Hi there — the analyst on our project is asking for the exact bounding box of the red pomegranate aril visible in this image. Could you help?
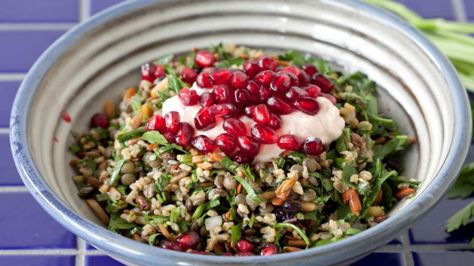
[268,114,281,129]
[234,88,250,106]
[237,136,260,155]
[163,131,176,143]
[176,231,200,250]
[254,70,274,87]
[175,123,195,147]
[302,64,318,76]
[321,93,337,105]
[215,133,237,155]
[260,243,278,256]
[178,88,199,106]
[297,70,311,86]
[90,113,109,129]
[259,86,272,102]
[267,96,293,115]
[270,73,291,95]
[209,103,235,118]
[294,97,320,115]
[258,56,277,71]
[287,72,300,87]
[236,239,254,253]
[191,135,216,153]
[302,137,325,155]
[246,81,260,102]
[312,74,334,93]
[223,118,247,136]
[210,69,232,85]
[280,65,300,76]
[199,92,215,107]
[181,67,198,84]
[214,85,233,104]
[277,134,300,150]
[231,71,249,89]
[244,105,255,117]
[243,60,261,78]
[305,84,321,98]
[251,124,277,144]
[196,72,213,89]
[159,240,181,251]
[285,86,308,101]
[194,107,217,130]
[140,63,157,82]
[164,111,181,133]
[195,50,216,68]
[233,151,253,164]
[145,114,165,132]
[252,104,271,125]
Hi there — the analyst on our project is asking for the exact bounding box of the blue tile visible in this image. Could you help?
[0,134,23,185]
[351,252,404,266]
[409,197,474,244]
[0,30,66,73]
[87,242,97,250]
[0,0,79,23]
[90,0,124,15]
[0,256,75,266]
[396,0,455,19]
[0,81,20,127]
[0,192,76,248]
[86,256,125,266]
[413,251,474,266]
[465,0,474,21]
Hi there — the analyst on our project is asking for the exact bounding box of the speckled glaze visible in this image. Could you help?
[9,0,471,265]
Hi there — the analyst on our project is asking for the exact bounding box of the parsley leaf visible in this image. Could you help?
[117,128,146,142]
[373,135,409,160]
[447,162,474,198]
[141,131,168,145]
[108,213,135,232]
[278,50,306,66]
[233,174,263,203]
[445,201,474,233]
[110,158,125,186]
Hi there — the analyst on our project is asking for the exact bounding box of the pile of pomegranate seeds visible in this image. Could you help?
[144,53,335,163]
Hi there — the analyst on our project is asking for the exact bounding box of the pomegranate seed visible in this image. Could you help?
[236,239,254,253]
[267,96,293,115]
[163,131,176,143]
[259,86,272,102]
[321,93,337,104]
[246,81,260,102]
[237,136,260,155]
[194,107,217,130]
[297,70,311,86]
[181,67,198,84]
[145,114,165,132]
[154,65,166,80]
[243,60,261,78]
[294,97,320,115]
[210,69,232,85]
[175,122,195,147]
[244,105,255,117]
[199,92,215,107]
[287,72,300,87]
[268,114,281,129]
[270,73,291,95]
[90,113,109,129]
[196,72,213,89]
[178,88,199,106]
[159,240,181,251]
[213,85,233,104]
[191,135,216,153]
[215,133,237,155]
[176,231,200,250]
[209,103,235,118]
[258,56,277,71]
[302,137,325,155]
[305,84,321,98]
[195,50,216,68]
[312,74,334,93]
[233,151,253,164]
[140,63,157,82]
[254,70,274,87]
[251,124,277,144]
[252,104,271,125]
[277,134,300,150]
[280,65,299,76]
[231,71,249,89]
[223,118,247,136]
[234,88,250,106]
[260,243,278,256]
[285,86,308,101]
[302,64,318,76]
[164,111,181,133]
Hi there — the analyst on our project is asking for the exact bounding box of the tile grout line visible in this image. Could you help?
[451,0,467,22]
[0,128,10,134]
[0,73,25,81]
[75,238,86,266]
[0,186,28,193]
[79,0,91,22]
[401,231,415,266]
[0,23,75,31]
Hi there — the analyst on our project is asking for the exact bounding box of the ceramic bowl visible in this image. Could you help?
[10,0,471,265]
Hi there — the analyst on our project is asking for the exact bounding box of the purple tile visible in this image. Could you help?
[465,0,474,21]
[409,197,474,244]
[0,134,23,185]
[0,30,65,72]
[0,0,79,23]
[86,256,125,266]
[351,252,404,266]
[87,243,96,250]
[0,192,76,248]
[396,0,455,19]
[0,256,75,266]
[413,251,474,266]
[0,81,20,127]
[90,0,124,15]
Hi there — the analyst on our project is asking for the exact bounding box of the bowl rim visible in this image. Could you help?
[9,0,471,264]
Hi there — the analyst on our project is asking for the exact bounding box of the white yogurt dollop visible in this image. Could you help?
[162,82,345,163]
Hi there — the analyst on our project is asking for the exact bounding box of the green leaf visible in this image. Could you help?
[144,214,168,225]
[274,223,310,247]
[341,164,358,185]
[117,128,146,142]
[155,173,171,193]
[192,204,205,220]
[231,224,241,246]
[108,213,135,232]
[142,131,168,145]
[446,201,474,233]
[156,54,173,65]
[273,157,286,169]
[362,160,397,217]
[373,135,408,160]
[170,207,181,223]
[221,157,237,174]
[215,57,245,68]
[241,165,256,182]
[110,158,125,186]
[157,143,188,154]
[130,94,144,114]
[447,162,474,198]
[314,238,336,247]
[346,228,361,236]
[278,50,306,66]
[233,174,263,203]
[288,152,305,164]
[148,233,159,245]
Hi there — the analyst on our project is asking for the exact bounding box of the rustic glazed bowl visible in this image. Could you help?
[10,0,471,265]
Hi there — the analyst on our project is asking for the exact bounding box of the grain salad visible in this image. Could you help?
[68,44,418,256]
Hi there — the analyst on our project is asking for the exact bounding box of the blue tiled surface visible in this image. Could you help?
[0,0,472,265]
